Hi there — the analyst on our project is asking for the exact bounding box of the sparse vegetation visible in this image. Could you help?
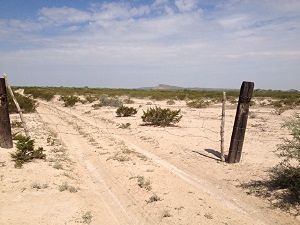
[142,107,182,127]
[146,193,162,203]
[242,114,300,214]
[137,176,152,191]
[59,95,80,107]
[8,92,36,113]
[85,95,98,103]
[186,99,210,108]
[31,182,48,190]
[23,88,55,101]
[162,210,171,218]
[118,123,131,129]
[123,98,134,104]
[116,106,137,117]
[166,100,175,105]
[10,135,46,168]
[81,211,93,224]
[99,94,123,107]
[58,182,78,192]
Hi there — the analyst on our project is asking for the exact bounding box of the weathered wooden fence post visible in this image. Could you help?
[220,91,226,162]
[227,81,254,163]
[0,78,13,148]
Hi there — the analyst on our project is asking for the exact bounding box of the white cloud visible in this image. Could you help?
[175,0,198,12]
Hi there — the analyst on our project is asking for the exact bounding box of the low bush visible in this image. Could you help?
[241,114,300,213]
[141,107,182,127]
[123,98,134,104]
[98,94,122,107]
[24,88,55,101]
[10,135,46,168]
[85,95,98,103]
[186,99,210,108]
[116,106,137,117]
[59,95,80,107]
[8,92,36,113]
[166,100,175,105]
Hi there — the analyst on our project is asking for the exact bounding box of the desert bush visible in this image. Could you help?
[141,107,182,127]
[118,123,131,129]
[59,95,80,107]
[242,114,300,212]
[186,99,210,108]
[98,94,122,107]
[166,100,175,105]
[24,88,55,101]
[116,106,137,117]
[85,95,98,103]
[8,92,36,113]
[123,98,134,104]
[10,135,46,168]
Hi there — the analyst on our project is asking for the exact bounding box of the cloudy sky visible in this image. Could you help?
[0,0,299,89]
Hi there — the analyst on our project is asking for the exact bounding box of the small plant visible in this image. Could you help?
[146,193,162,203]
[58,182,78,193]
[11,121,23,128]
[186,99,210,108]
[59,95,80,107]
[81,211,93,224]
[10,136,46,168]
[166,100,175,105]
[31,182,48,190]
[162,210,171,218]
[53,162,63,170]
[85,95,98,103]
[141,107,182,127]
[98,94,123,107]
[118,123,131,129]
[24,88,55,101]
[137,176,152,191]
[123,98,134,104]
[116,106,137,117]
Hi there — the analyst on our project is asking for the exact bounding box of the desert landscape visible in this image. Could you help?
[0,88,299,225]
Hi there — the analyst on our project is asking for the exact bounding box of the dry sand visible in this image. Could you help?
[0,97,299,225]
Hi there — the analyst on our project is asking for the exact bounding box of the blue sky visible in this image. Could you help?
[0,0,300,89]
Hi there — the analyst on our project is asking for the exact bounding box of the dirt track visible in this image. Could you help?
[0,98,299,224]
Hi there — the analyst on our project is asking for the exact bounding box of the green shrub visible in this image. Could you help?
[123,98,134,104]
[24,88,55,101]
[141,107,182,127]
[242,114,300,212]
[10,135,46,168]
[186,99,210,108]
[59,95,80,107]
[85,95,98,103]
[116,106,137,117]
[98,94,122,107]
[166,100,175,105]
[8,92,36,113]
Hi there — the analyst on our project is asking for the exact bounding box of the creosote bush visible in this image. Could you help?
[116,106,137,117]
[99,94,123,107]
[241,113,300,213]
[10,135,46,168]
[23,88,55,101]
[141,106,182,127]
[8,92,36,113]
[85,95,98,103]
[186,99,210,108]
[59,95,80,107]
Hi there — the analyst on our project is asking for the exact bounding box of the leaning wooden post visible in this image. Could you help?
[227,81,254,163]
[3,74,30,137]
[0,78,13,148]
[220,92,226,162]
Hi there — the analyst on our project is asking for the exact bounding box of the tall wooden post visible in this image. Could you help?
[227,81,254,163]
[220,92,226,162]
[0,78,13,148]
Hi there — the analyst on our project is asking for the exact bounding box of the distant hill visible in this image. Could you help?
[139,84,236,92]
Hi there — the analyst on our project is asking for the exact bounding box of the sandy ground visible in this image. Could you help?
[0,97,299,225]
